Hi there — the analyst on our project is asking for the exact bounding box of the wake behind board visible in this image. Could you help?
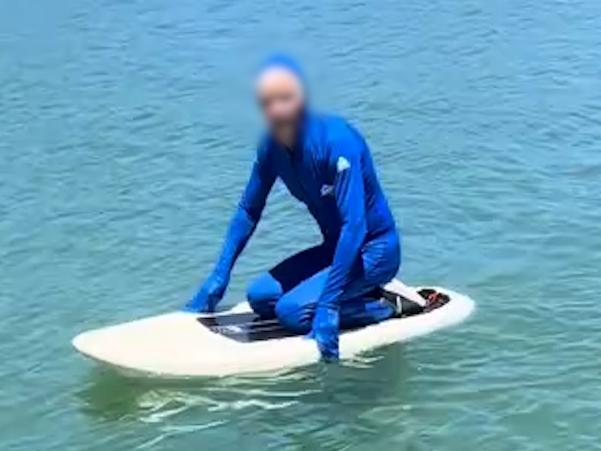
[72,282,474,377]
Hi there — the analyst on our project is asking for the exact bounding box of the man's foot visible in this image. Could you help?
[417,288,450,312]
[381,288,424,316]
[380,281,450,317]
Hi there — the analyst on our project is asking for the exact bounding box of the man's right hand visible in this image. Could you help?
[183,273,228,313]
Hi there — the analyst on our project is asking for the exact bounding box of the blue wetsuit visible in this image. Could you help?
[186,112,400,359]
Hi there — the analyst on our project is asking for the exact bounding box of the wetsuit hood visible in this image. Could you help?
[258,53,306,90]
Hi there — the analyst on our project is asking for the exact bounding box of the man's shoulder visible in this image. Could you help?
[314,113,363,148]
[313,112,352,134]
[312,113,365,162]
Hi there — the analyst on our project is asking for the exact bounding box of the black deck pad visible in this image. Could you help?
[197,312,298,342]
[197,288,449,343]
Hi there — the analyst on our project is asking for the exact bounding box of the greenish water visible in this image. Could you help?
[2,0,601,449]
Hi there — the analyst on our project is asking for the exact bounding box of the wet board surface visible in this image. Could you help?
[72,283,475,378]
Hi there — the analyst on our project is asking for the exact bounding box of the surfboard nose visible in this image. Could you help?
[72,329,111,360]
[71,332,88,354]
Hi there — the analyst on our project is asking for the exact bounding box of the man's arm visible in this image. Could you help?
[311,132,367,358]
[319,141,366,310]
[213,150,276,281]
[185,148,275,312]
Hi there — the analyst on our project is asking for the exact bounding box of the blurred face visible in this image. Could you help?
[256,67,305,147]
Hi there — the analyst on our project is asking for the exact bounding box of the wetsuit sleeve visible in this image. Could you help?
[317,136,367,311]
[212,150,276,280]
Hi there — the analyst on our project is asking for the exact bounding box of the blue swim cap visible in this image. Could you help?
[258,53,306,87]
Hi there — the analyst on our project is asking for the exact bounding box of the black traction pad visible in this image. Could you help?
[197,288,450,343]
[197,312,297,342]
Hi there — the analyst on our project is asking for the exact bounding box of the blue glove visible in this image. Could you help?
[183,273,228,313]
[308,306,340,361]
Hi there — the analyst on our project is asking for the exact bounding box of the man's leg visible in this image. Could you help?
[246,243,334,318]
[275,231,401,332]
[338,230,402,326]
[274,269,326,333]
[274,267,399,333]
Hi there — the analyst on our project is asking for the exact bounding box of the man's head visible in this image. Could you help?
[255,54,306,147]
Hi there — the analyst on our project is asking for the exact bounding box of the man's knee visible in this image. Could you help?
[246,272,282,318]
[274,269,326,333]
[275,294,314,334]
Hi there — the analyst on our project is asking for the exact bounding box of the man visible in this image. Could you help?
[185,54,430,360]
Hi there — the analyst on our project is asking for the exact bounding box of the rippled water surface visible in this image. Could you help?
[2,0,601,449]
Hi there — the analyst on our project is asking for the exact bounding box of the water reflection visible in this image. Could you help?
[76,344,421,449]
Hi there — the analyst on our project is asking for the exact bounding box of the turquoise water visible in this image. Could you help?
[2,0,601,449]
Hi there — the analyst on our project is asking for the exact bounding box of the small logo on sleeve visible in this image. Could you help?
[320,184,334,196]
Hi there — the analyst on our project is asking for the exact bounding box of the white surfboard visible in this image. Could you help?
[72,282,474,378]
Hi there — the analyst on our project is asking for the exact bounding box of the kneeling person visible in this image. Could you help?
[185,55,424,359]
